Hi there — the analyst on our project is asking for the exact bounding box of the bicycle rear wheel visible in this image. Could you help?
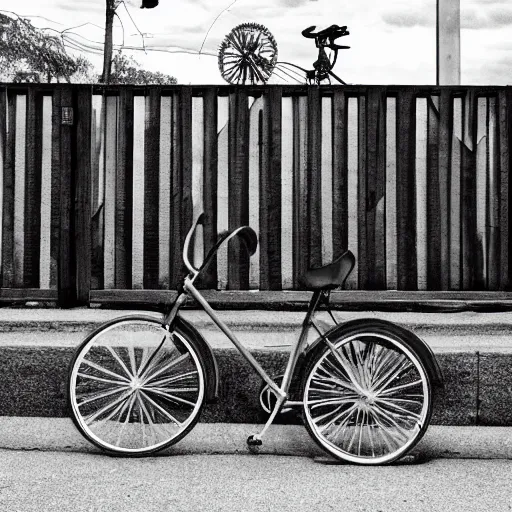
[302,325,432,465]
[68,315,206,456]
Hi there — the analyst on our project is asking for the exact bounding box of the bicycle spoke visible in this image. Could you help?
[81,358,131,383]
[139,390,183,428]
[78,384,128,407]
[106,346,134,380]
[141,352,189,385]
[142,387,198,407]
[378,379,424,396]
[77,372,127,386]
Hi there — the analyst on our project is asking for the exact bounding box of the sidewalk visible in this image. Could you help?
[1,307,512,425]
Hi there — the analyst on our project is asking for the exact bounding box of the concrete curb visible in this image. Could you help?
[0,418,511,460]
[1,308,512,425]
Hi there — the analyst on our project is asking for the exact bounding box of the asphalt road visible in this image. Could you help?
[1,450,511,512]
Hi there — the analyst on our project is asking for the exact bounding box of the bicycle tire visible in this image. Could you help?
[302,323,433,465]
[68,315,207,456]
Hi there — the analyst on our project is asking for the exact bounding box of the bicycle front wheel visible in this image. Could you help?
[68,316,206,456]
[302,326,432,465]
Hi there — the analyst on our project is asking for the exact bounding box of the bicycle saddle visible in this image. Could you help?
[299,250,355,290]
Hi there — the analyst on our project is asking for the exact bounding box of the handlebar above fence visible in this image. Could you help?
[182,213,258,278]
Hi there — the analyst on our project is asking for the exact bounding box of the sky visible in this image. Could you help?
[1,0,511,85]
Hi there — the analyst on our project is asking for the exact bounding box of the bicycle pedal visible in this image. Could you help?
[247,435,262,447]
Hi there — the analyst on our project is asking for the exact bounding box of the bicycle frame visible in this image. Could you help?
[161,214,330,437]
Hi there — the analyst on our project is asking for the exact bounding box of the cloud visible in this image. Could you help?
[54,0,104,12]
[382,9,434,27]
[382,2,512,29]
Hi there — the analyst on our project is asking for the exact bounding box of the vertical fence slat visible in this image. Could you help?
[308,88,322,269]
[2,91,14,288]
[488,97,499,290]
[416,98,428,290]
[248,96,261,290]
[427,95,441,290]
[461,90,477,290]
[386,97,397,290]
[332,90,347,258]
[75,87,92,303]
[216,96,229,290]
[281,95,294,289]
[228,89,249,289]
[450,96,462,289]
[321,96,333,265]
[59,87,74,304]
[260,87,282,290]
[366,87,386,288]
[475,96,488,288]
[103,95,117,289]
[438,90,451,289]
[357,94,368,288]
[50,89,61,295]
[132,95,145,289]
[117,88,133,290]
[0,89,5,280]
[191,96,204,275]
[202,88,218,289]
[24,88,42,287]
[39,95,52,290]
[13,94,26,288]
[499,89,510,290]
[396,90,417,290]
[144,89,161,289]
[345,97,358,289]
[293,95,308,287]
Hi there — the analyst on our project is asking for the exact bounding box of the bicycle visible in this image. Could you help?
[68,214,443,465]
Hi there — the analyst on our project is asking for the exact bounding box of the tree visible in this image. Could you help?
[108,52,177,85]
[0,13,90,83]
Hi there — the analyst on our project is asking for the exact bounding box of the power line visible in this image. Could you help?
[121,0,146,53]
[199,0,238,55]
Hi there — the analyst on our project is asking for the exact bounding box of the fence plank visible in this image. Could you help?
[144,89,161,289]
[415,98,428,290]
[386,97,397,289]
[307,88,322,269]
[294,95,308,287]
[216,97,229,290]
[39,95,53,290]
[450,96,462,289]
[396,89,417,290]
[321,96,333,265]
[13,94,26,288]
[332,90,347,258]
[366,87,387,288]
[1,91,14,288]
[50,89,61,295]
[281,96,294,289]
[0,89,5,278]
[346,97,358,289]
[58,87,74,304]
[75,87,92,303]
[202,88,218,288]
[228,89,249,289]
[438,90,451,289]
[475,97,488,289]
[357,94,368,288]
[132,95,145,289]
[427,95,441,290]
[498,89,510,290]
[103,95,117,289]
[24,88,42,287]
[260,87,282,290]
[487,97,499,290]
[116,88,133,290]
[461,90,477,290]
[248,96,261,289]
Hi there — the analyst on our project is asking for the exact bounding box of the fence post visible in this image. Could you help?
[74,87,92,305]
[56,86,76,306]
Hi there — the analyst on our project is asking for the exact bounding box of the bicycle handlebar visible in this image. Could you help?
[182,213,258,277]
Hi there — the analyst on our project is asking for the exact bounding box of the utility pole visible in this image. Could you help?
[437,0,460,85]
[100,0,116,83]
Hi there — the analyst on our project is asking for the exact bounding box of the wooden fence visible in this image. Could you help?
[0,84,511,306]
